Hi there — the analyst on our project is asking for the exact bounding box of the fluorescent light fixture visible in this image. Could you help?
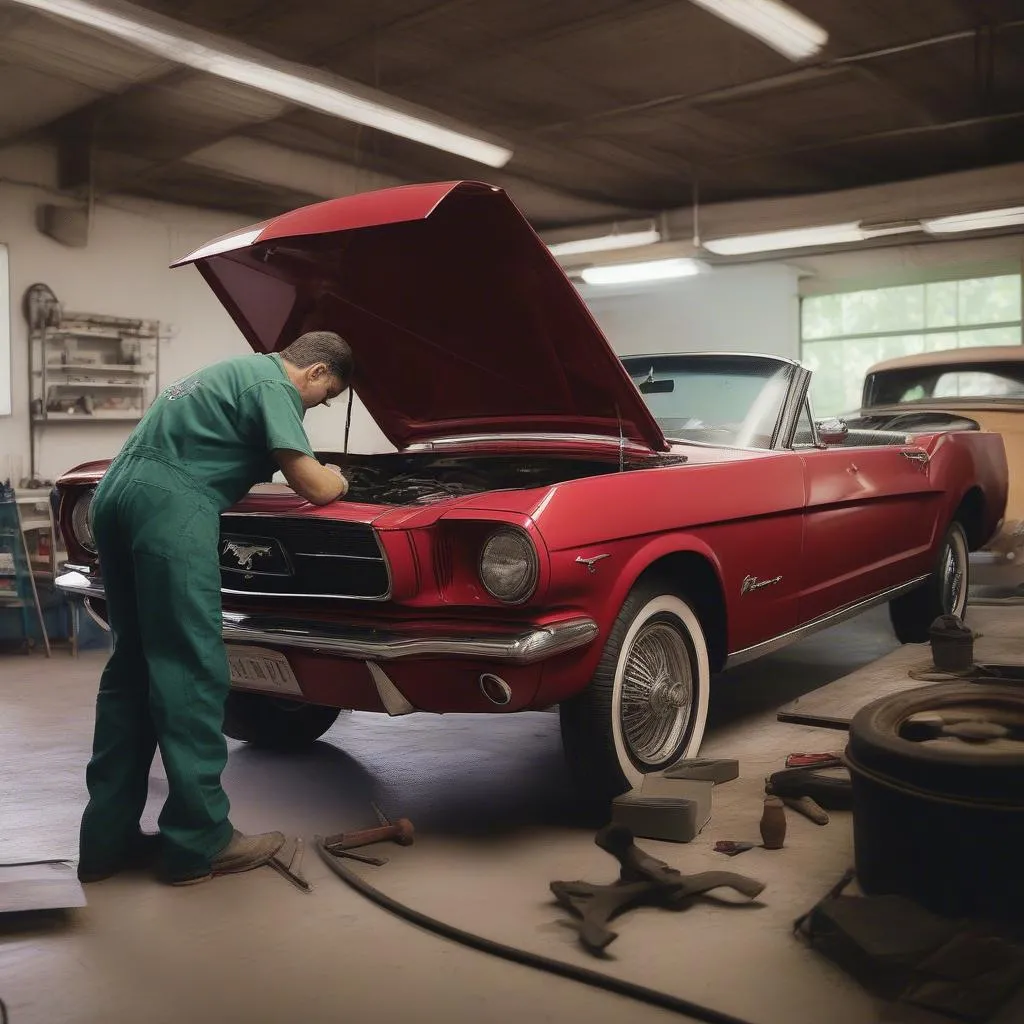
[548,228,661,257]
[687,0,828,61]
[923,206,1024,235]
[10,0,512,168]
[581,258,706,285]
[704,221,920,255]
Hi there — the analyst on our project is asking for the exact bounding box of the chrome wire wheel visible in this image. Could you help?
[617,615,695,769]
[941,526,968,618]
[561,587,711,802]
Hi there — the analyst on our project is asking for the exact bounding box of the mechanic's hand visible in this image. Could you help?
[325,463,349,498]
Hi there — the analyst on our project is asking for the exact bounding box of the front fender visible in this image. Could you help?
[538,532,728,699]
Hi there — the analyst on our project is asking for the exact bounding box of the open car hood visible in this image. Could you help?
[173,181,666,452]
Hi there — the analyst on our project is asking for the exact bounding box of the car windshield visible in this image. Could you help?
[621,354,795,449]
[865,361,1024,406]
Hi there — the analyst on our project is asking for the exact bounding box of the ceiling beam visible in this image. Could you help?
[708,107,1024,167]
[533,20,1024,133]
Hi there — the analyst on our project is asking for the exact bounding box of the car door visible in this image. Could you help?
[798,423,942,624]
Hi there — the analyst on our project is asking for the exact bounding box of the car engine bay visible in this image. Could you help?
[325,452,676,506]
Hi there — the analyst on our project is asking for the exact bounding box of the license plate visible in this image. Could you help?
[226,645,302,696]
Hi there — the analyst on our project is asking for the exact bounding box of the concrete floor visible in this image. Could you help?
[0,607,1017,1024]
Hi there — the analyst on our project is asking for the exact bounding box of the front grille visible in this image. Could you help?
[218,515,389,600]
[434,534,453,589]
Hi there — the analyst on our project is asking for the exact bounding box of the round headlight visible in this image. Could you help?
[71,490,96,553]
[479,528,538,604]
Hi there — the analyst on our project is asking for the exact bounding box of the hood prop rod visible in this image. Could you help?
[344,387,354,455]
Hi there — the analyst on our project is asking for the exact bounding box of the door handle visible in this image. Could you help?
[902,450,930,464]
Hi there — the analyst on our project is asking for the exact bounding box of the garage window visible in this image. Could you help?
[801,273,1023,416]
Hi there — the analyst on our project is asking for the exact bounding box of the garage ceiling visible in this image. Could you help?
[0,0,1022,228]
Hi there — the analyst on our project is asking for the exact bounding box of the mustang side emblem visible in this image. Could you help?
[741,574,782,595]
[223,541,274,571]
[576,554,611,574]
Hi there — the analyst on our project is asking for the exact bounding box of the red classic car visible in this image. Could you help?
[55,181,1008,805]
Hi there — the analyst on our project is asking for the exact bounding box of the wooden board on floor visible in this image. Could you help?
[0,861,85,913]
[777,605,1024,730]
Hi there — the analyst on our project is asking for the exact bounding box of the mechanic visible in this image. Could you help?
[77,331,352,886]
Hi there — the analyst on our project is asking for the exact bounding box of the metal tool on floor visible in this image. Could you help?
[322,817,415,852]
[329,848,389,867]
[781,795,830,825]
[550,823,765,955]
[713,840,755,857]
[765,756,852,824]
[267,837,312,893]
[785,752,843,768]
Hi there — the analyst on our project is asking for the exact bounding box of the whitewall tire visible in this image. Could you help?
[560,582,711,805]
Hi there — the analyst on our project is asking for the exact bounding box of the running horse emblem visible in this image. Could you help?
[222,541,274,571]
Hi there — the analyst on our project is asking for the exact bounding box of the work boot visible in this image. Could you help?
[78,831,162,883]
[168,830,286,886]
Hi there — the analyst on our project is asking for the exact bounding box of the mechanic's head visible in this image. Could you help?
[281,331,353,409]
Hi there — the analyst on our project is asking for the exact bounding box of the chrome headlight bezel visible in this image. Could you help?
[70,489,97,555]
[478,528,539,605]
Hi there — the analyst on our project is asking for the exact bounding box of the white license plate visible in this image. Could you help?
[227,645,302,696]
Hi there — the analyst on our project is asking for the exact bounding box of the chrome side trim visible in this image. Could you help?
[366,662,416,715]
[220,612,600,664]
[725,575,930,668]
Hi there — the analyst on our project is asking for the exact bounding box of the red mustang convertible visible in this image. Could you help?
[55,181,1007,804]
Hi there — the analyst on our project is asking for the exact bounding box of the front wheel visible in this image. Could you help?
[222,690,342,750]
[888,521,969,644]
[559,582,711,807]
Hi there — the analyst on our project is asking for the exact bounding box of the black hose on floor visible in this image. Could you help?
[313,838,756,1024]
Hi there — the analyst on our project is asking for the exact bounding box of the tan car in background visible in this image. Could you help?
[850,345,1024,589]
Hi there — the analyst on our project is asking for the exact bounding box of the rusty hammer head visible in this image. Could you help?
[392,818,415,845]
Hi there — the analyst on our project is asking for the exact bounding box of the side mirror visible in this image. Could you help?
[816,418,849,445]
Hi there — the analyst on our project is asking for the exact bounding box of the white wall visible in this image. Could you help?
[0,146,391,483]
[578,263,803,361]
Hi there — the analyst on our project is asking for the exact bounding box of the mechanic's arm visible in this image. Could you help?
[273,450,348,505]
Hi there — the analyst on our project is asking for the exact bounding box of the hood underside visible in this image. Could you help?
[173,181,666,452]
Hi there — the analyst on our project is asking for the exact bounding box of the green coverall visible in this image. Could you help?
[78,352,316,881]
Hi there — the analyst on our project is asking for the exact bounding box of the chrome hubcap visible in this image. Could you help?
[619,620,693,767]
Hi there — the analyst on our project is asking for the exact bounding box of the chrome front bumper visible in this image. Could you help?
[55,569,598,665]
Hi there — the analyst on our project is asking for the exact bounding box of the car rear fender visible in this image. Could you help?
[925,432,1007,549]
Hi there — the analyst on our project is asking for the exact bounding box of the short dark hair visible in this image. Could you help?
[280,331,353,383]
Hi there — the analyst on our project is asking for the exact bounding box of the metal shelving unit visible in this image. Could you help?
[0,485,51,656]
[28,311,160,479]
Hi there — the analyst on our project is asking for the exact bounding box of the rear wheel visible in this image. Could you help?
[559,581,711,807]
[222,691,342,750]
[888,521,969,644]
